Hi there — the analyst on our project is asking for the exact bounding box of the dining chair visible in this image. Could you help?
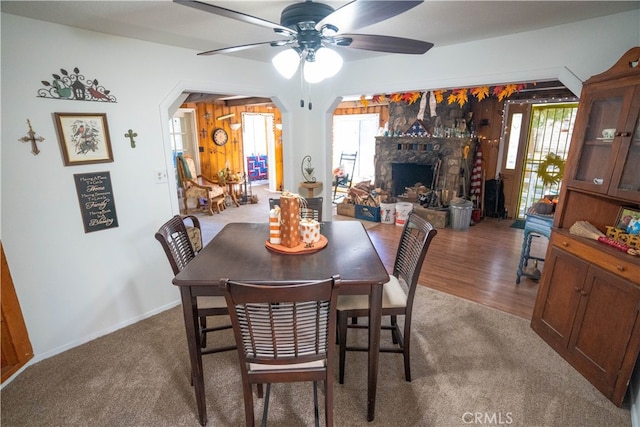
[336,212,437,383]
[269,196,323,222]
[220,275,341,427]
[155,215,235,354]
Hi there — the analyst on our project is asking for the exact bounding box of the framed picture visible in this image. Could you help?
[615,206,640,235]
[54,113,113,166]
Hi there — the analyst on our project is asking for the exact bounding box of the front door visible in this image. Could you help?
[500,102,530,219]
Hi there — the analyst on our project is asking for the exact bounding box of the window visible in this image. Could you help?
[332,114,379,181]
[505,113,523,170]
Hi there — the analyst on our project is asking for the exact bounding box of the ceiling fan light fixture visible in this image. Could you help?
[180,0,434,78]
[272,49,300,79]
[303,59,325,83]
[315,47,343,78]
[302,47,342,83]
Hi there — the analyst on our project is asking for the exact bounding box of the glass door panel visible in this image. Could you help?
[574,96,622,185]
[611,92,640,202]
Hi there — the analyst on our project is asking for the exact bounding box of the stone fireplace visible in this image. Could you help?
[375,136,474,201]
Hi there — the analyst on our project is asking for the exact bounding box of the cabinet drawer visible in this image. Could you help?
[550,232,640,283]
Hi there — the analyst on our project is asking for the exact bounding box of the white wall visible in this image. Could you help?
[0,13,292,364]
[1,10,639,372]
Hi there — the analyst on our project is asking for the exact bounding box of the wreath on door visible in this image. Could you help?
[537,153,565,189]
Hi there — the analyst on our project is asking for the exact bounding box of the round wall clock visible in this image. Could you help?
[212,128,229,146]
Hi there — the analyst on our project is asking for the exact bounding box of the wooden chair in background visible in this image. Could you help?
[176,154,226,215]
[269,196,323,222]
[332,152,357,202]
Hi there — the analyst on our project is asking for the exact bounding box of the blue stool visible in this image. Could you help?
[516,213,554,284]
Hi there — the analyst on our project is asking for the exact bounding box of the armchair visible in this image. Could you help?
[176,154,226,215]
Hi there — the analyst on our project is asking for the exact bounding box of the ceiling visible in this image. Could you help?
[3,1,638,63]
[3,1,637,105]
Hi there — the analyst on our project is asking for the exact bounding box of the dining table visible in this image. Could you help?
[173,221,390,426]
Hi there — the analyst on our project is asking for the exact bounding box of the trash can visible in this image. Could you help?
[449,199,473,230]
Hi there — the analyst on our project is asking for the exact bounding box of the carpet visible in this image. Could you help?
[0,288,630,426]
[511,219,526,229]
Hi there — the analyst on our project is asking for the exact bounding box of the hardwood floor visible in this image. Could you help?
[366,217,545,319]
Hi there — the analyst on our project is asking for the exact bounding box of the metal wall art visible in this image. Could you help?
[19,119,45,155]
[124,129,138,148]
[38,67,117,102]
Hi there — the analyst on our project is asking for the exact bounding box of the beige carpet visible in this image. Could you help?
[1,287,630,426]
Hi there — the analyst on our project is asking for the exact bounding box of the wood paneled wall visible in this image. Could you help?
[333,104,389,128]
[182,102,283,190]
[470,97,503,181]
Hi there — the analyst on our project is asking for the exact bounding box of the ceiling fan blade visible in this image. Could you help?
[174,0,296,37]
[336,34,433,54]
[198,40,289,56]
[318,0,423,33]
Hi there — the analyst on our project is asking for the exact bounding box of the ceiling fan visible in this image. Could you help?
[174,0,434,83]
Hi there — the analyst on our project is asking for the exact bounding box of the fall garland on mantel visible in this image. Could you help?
[361,83,532,107]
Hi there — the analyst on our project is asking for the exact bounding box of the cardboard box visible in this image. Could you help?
[412,206,449,229]
[337,203,355,217]
[356,205,381,222]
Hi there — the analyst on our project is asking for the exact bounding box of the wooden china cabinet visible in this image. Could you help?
[531,47,640,406]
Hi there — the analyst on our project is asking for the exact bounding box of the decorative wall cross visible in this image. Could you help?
[19,119,45,155]
[124,129,137,148]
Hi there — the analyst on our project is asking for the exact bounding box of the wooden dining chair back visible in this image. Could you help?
[269,196,323,222]
[221,275,341,427]
[155,215,234,354]
[302,197,323,222]
[337,212,436,383]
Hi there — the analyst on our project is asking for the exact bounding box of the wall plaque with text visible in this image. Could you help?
[73,171,119,233]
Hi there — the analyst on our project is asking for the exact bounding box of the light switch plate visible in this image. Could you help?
[155,169,168,183]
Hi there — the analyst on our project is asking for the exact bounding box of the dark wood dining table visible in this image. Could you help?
[173,221,389,425]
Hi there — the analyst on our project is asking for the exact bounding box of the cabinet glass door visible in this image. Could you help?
[571,89,625,193]
[610,90,640,202]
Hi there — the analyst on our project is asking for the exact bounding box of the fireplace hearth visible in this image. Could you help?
[391,163,434,196]
[375,136,474,199]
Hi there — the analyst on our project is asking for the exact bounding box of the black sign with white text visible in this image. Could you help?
[73,171,119,233]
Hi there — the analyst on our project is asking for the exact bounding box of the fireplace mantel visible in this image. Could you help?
[375,136,474,198]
